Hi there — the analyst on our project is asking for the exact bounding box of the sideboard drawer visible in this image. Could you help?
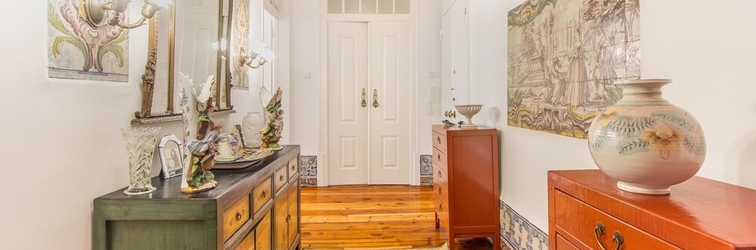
[432,131,447,153]
[288,157,299,180]
[253,177,272,216]
[555,234,580,250]
[223,194,250,241]
[554,191,680,250]
[274,165,288,193]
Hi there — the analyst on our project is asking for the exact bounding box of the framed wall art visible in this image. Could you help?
[507,0,641,138]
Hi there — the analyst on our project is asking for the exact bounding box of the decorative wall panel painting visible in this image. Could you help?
[231,0,250,89]
[47,0,129,82]
[507,0,640,138]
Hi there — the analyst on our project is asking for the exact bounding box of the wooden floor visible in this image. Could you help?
[300,185,496,249]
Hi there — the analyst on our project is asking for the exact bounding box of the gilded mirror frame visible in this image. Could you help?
[132,0,235,125]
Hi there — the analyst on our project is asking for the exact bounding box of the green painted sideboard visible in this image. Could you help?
[93,145,301,250]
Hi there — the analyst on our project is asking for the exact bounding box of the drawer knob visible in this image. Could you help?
[437,170,442,178]
[438,186,442,195]
[235,212,242,221]
[436,136,441,144]
[438,204,443,211]
[280,175,285,181]
[437,154,440,161]
[594,222,624,250]
[261,190,267,198]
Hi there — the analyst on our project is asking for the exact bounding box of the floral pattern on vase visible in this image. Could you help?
[587,79,706,195]
[242,112,265,148]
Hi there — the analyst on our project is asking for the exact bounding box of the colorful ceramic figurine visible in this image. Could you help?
[260,87,283,150]
[180,73,220,194]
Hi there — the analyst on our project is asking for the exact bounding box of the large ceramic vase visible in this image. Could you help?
[587,79,706,195]
[120,126,161,195]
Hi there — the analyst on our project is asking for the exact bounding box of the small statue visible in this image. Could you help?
[260,87,284,150]
[180,73,219,194]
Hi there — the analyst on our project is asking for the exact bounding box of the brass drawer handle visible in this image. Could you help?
[436,136,441,144]
[437,186,442,195]
[235,212,242,221]
[437,170,442,178]
[437,154,441,161]
[594,222,624,250]
[438,203,443,211]
[261,190,267,198]
[279,175,285,181]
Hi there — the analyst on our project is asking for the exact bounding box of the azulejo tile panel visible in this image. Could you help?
[420,154,433,186]
[500,201,548,250]
[299,155,317,187]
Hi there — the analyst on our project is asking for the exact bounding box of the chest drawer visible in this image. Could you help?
[432,148,447,173]
[433,182,448,203]
[223,194,250,242]
[288,157,299,180]
[253,177,272,216]
[432,131,447,153]
[553,191,680,250]
[274,165,288,193]
[433,164,447,187]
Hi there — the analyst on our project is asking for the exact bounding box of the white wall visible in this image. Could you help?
[2,1,158,249]
[469,0,756,231]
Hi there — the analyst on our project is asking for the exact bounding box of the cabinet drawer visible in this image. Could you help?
[274,165,288,193]
[256,211,272,250]
[253,177,272,216]
[433,182,448,201]
[235,229,255,250]
[288,157,299,180]
[432,148,447,172]
[432,164,447,187]
[435,195,449,230]
[555,233,580,250]
[223,194,250,241]
[432,131,447,153]
[554,191,680,250]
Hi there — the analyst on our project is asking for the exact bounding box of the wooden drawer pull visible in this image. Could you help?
[594,222,624,250]
[279,175,285,181]
[235,212,242,221]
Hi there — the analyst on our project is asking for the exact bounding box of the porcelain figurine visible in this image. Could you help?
[260,86,283,150]
[179,73,220,194]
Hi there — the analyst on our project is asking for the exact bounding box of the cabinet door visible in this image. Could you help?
[274,193,289,250]
[287,179,300,247]
[255,212,271,250]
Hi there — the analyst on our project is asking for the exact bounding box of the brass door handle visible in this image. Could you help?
[594,222,624,250]
[361,88,367,107]
[372,89,379,108]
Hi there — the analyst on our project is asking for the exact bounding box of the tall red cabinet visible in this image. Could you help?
[432,125,500,250]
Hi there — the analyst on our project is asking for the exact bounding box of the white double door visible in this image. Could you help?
[327,21,411,185]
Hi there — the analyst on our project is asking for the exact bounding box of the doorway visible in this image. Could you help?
[326,21,411,185]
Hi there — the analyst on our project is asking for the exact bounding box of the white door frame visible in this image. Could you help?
[318,0,420,186]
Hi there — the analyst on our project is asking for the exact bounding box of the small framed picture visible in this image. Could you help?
[158,134,184,179]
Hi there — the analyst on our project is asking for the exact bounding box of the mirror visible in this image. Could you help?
[133,0,238,124]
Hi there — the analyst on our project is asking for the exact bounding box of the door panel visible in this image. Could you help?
[328,22,369,185]
[368,22,411,184]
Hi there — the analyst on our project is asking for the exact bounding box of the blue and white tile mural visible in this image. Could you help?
[299,155,317,187]
[420,155,433,186]
[500,201,548,250]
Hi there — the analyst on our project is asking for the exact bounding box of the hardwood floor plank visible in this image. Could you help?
[301,185,495,250]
